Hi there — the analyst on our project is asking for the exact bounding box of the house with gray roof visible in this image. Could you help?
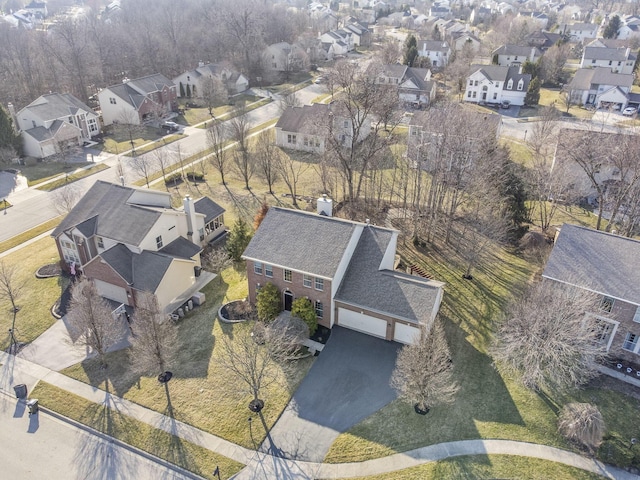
[97,74,177,126]
[173,62,248,97]
[560,22,598,42]
[52,181,225,313]
[243,205,444,344]
[492,45,542,67]
[567,67,634,109]
[417,40,452,68]
[543,224,640,362]
[13,93,99,159]
[375,64,436,107]
[464,65,531,106]
[581,46,637,74]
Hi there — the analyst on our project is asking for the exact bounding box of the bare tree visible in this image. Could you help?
[206,120,230,185]
[51,183,82,215]
[130,153,155,188]
[200,76,228,117]
[128,292,179,376]
[254,130,279,194]
[201,247,232,285]
[378,38,402,65]
[275,150,310,208]
[230,111,253,189]
[152,144,171,188]
[390,320,458,413]
[0,261,26,353]
[558,403,605,454]
[278,91,301,114]
[492,281,608,392]
[540,44,570,86]
[66,278,125,367]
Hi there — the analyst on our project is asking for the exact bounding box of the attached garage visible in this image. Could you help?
[337,307,388,339]
[94,279,129,305]
[393,322,420,345]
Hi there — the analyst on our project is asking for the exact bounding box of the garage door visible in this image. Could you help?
[393,322,420,345]
[337,308,387,339]
[94,279,128,305]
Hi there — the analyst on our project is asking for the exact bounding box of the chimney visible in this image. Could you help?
[183,195,199,245]
[317,194,333,216]
[120,175,125,187]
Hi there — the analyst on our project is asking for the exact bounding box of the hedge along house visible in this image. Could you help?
[52,181,226,313]
[242,201,444,344]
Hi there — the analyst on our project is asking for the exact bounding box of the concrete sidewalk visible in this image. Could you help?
[0,351,637,480]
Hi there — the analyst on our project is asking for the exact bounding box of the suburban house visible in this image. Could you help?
[173,62,249,97]
[559,22,598,42]
[417,40,451,68]
[12,93,100,159]
[492,45,542,67]
[580,46,636,75]
[263,42,309,74]
[376,64,436,107]
[567,67,634,109]
[343,19,371,47]
[52,181,226,313]
[274,103,370,153]
[517,11,549,29]
[319,29,355,55]
[24,1,48,18]
[542,224,640,363]
[526,30,563,51]
[97,74,177,127]
[616,15,640,40]
[464,65,532,106]
[450,31,481,52]
[242,205,445,344]
[429,3,451,19]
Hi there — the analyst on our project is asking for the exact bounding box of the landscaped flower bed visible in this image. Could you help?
[218,299,254,323]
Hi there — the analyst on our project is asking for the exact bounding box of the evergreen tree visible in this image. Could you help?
[0,105,20,159]
[179,82,186,97]
[525,77,541,106]
[521,59,539,79]
[291,297,318,336]
[403,35,418,66]
[226,217,252,262]
[603,15,620,39]
[256,282,281,322]
[186,83,192,98]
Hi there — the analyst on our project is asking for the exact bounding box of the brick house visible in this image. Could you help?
[242,202,444,344]
[542,224,640,363]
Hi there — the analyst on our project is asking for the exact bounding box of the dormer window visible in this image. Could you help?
[517,79,524,91]
[507,79,514,90]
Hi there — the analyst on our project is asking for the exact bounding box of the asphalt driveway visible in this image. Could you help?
[262,326,400,462]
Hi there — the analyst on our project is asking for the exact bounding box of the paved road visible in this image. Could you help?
[0,392,199,480]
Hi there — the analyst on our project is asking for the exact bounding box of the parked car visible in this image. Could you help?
[500,100,511,109]
[314,76,324,84]
[622,107,637,116]
[161,121,181,132]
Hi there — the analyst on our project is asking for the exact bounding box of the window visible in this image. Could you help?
[199,228,205,241]
[315,300,324,318]
[517,79,524,91]
[507,79,513,90]
[469,79,473,85]
[68,116,73,124]
[156,235,163,249]
[265,264,273,278]
[315,277,324,291]
[467,91,472,98]
[343,120,349,128]
[600,296,614,313]
[623,332,638,351]
[303,137,309,147]
[594,318,616,348]
[284,269,292,282]
[303,274,312,288]
[256,283,261,293]
[254,262,263,275]
[474,80,478,86]
[608,60,612,66]
[591,59,596,64]
[287,134,297,144]
[482,85,488,91]
[472,91,477,98]
[493,93,498,100]
[96,236,104,249]
[109,97,117,104]
[514,56,518,61]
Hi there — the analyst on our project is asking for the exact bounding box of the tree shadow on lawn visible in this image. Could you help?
[74,351,142,398]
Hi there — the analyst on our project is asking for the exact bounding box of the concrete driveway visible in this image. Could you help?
[262,326,400,462]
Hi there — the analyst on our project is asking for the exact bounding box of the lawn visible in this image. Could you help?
[520,88,595,120]
[0,236,66,351]
[61,265,315,449]
[342,455,603,480]
[101,125,164,155]
[35,163,110,191]
[15,158,93,186]
[31,382,244,479]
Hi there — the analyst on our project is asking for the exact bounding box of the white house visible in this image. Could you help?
[417,40,452,68]
[567,67,634,109]
[464,65,532,106]
[559,22,598,42]
[492,45,542,66]
[98,74,177,127]
[451,31,481,52]
[13,93,99,159]
[52,181,226,313]
[580,46,636,75]
[617,15,640,40]
[263,42,309,73]
[173,62,248,97]
[376,64,436,107]
[320,29,355,54]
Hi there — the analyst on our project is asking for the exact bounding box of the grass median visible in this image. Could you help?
[36,163,110,191]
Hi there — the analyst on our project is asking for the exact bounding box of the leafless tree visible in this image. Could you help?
[391,319,458,413]
[275,151,310,208]
[66,278,125,367]
[51,183,82,215]
[278,91,301,115]
[128,292,179,376]
[254,130,279,194]
[152,144,171,188]
[201,247,232,285]
[206,120,230,185]
[229,111,253,189]
[492,281,608,392]
[377,38,402,65]
[558,403,605,454]
[540,44,570,86]
[200,76,228,117]
[0,260,26,353]
[130,154,155,188]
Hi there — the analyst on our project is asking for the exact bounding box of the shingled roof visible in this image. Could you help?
[275,104,329,134]
[97,244,173,293]
[543,224,640,305]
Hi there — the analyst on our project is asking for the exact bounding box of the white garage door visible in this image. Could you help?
[338,308,388,339]
[94,279,128,305]
[394,323,420,345]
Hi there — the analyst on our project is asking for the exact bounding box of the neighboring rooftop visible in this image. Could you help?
[275,103,328,134]
[20,93,95,121]
[542,224,640,305]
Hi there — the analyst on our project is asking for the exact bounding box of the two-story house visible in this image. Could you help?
[567,67,634,109]
[98,74,177,126]
[242,204,444,344]
[543,224,640,364]
[52,181,226,313]
[560,22,599,42]
[262,43,309,73]
[492,45,542,67]
[173,62,248,97]
[343,20,371,47]
[13,93,100,160]
[580,46,637,74]
[464,65,531,106]
[376,64,436,107]
[319,29,355,56]
[417,40,452,68]
[275,103,371,153]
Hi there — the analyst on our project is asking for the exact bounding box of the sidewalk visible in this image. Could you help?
[0,350,637,479]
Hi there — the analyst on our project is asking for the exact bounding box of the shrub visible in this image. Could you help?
[558,403,605,454]
[291,297,317,336]
[186,171,204,182]
[164,172,183,187]
[256,283,281,322]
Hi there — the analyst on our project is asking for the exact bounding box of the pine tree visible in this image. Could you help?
[226,217,252,262]
[525,77,541,106]
[0,105,21,158]
[603,15,621,39]
[179,82,186,97]
[186,83,192,98]
[403,35,418,66]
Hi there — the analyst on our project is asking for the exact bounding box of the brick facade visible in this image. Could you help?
[247,260,333,328]
[598,296,640,363]
[83,257,134,301]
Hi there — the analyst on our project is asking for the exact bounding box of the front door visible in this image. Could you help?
[284,291,294,311]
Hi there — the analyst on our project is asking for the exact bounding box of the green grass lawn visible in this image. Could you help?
[35,163,110,191]
[61,266,315,449]
[0,236,66,351]
[31,382,244,479]
[342,455,603,479]
[101,126,164,155]
[16,159,93,186]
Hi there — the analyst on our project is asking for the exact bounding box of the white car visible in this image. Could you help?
[622,107,637,116]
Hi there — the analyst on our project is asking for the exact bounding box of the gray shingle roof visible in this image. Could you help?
[584,46,634,61]
[543,224,640,305]
[275,104,328,134]
[52,180,161,246]
[380,63,408,78]
[569,67,634,90]
[194,196,225,223]
[21,93,95,123]
[335,226,444,323]
[419,40,450,52]
[493,44,540,57]
[159,237,202,259]
[470,64,509,81]
[99,244,173,293]
[242,207,359,278]
[23,126,51,141]
[105,74,174,109]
